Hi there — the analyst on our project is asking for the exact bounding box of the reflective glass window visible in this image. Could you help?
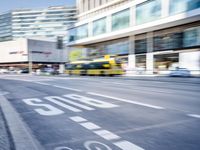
[136,0,161,25]
[68,28,77,42]
[170,0,200,15]
[135,39,147,54]
[76,24,88,40]
[105,40,129,55]
[93,17,106,36]
[183,26,200,47]
[153,32,183,51]
[112,9,130,31]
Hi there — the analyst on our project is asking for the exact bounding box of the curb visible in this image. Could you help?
[0,95,44,150]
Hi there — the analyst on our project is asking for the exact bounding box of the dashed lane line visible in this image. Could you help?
[87,92,165,110]
[70,116,145,150]
[35,82,51,86]
[187,114,200,119]
[52,85,82,92]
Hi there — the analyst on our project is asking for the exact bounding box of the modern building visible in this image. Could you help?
[0,38,67,72]
[67,0,200,75]
[0,6,77,43]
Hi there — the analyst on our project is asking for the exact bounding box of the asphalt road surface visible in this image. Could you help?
[0,74,200,150]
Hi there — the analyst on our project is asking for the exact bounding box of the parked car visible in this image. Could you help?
[18,68,29,74]
[169,67,191,77]
[41,68,59,75]
[0,68,9,74]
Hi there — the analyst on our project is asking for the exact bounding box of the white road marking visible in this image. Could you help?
[87,92,164,110]
[44,97,82,112]
[187,114,200,119]
[84,141,112,150]
[80,122,101,130]
[45,96,95,111]
[70,116,87,123]
[114,140,144,150]
[35,82,50,86]
[64,94,119,109]
[70,116,145,150]
[53,85,82,92]
[94,130,120,141]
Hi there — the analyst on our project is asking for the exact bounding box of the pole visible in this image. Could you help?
[28,49,32,74]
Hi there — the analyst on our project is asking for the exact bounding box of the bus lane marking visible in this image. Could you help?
[22,94,119,116]
[70,116,145,150]
[87,92,165,110]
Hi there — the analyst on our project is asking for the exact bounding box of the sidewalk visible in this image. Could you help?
[0,106,14,150]
[0,95,44,150]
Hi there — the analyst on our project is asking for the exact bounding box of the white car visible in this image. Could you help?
[169,68,191,77]
[0,69,9,74]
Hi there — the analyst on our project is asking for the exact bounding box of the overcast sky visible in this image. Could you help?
[0,0,75,12]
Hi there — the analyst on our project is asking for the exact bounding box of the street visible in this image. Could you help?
[0,75,200,150]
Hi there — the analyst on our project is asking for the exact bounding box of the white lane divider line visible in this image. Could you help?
[94,130,120,141]
[114,140,144,150]
[187,114,200,119]
[80,122,101,130]
[53,85,82,92]
[87,92,164,110]
[35,82,50,86]
[70,116,87,123]
[70,116,145,150]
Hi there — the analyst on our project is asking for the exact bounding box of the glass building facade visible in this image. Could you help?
[93,17,106,36]
[0,6,77,43]
[112,9,130,31]
[169,0,200,15]
[136,0,161,25]
[0,12,12,41]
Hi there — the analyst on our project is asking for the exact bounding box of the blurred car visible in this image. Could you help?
[41,68,59,75]
[169,68,191,77]
[18,68,29,74]
[0,68,9,74]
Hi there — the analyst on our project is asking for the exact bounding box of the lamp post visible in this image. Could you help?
[28,48,32,74]
[57,36,64,74]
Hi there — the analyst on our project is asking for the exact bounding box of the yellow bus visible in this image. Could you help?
[65,56,124,76]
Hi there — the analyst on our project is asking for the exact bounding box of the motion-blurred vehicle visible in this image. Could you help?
[65,55,124,76]
[18,68,29,74]
[40,68,59,75]
[169,67,191,77]
[0,68,9,74]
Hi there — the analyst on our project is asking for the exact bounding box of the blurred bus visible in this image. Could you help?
[65,55,124,76]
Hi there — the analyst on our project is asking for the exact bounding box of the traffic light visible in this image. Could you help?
[57,36,63,49]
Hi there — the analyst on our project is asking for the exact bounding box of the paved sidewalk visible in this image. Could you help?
[0,106,14,150]
[0,95,44,150]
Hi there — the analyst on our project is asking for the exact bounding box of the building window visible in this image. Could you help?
[136,0,161,25]
[136,55,146,70]
[68,24,88,42]
[135,39,147,54]
[93,17,106,36]
[112,9,130,31]
[153,32,183,51]
[169,0,200,15]
[183,26,200,48]
[77,24,88,40]
[105,40,129,55]
[68,28,77,42]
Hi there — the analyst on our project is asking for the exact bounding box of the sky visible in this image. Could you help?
[0,0,75,12]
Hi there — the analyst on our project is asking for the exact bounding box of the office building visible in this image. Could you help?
[67,0,200,75]
[0,6,77,43]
